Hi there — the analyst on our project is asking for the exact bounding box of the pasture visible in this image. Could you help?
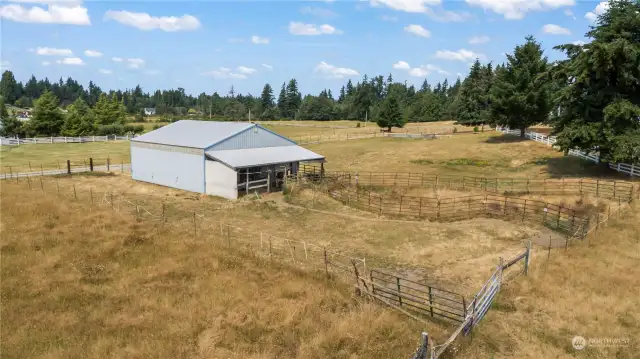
[1,122,637,358]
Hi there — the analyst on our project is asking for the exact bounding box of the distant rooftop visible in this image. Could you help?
[131,120,255,149]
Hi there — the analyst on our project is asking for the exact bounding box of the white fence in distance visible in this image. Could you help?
[0,135,133,146]
[496,126,639,177]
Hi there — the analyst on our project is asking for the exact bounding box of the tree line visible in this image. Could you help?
[0,0,637,163]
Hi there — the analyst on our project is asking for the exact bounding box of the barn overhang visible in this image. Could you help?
[205,146,325,170]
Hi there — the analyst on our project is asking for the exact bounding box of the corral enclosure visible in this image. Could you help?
[1,122,638,359]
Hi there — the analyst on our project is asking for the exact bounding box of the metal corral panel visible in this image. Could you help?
[206,145,324,169]
[207,126,295,151]
[132,120,253,148]
[131,142,205,193]
[205,160,238,199]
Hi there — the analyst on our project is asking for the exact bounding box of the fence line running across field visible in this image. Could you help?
[299,165,637,202]
[495,126,639,177]
[0,135,132,146]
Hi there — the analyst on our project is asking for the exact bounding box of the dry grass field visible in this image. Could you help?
[1,181,429,359]
[458,202,640,359]
[2,124,637,359]
[306,133,620,179]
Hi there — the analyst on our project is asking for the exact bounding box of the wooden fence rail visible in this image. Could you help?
[299,165,635,201]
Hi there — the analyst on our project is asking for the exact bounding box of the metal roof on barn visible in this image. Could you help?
[205,146,325,169]
[131,120,258,149]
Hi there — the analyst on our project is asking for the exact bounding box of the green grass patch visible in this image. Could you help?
[443,158,492,167]
[410,159,435,165]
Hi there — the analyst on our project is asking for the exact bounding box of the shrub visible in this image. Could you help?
[356,122,361,128]
[132,114,145,123]
[452,127,458,133]
[474,126,479,132]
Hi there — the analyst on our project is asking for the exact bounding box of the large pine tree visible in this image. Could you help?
[491,36,551,137]
[454,60,493,127]
[30,90,64,136]
[549,0,640,163]
[376,96,405,131]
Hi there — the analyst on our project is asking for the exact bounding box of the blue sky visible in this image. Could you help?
[0,0,608,97]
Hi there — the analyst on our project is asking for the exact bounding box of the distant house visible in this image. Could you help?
[16,111,32,120]
[144,108,156,116]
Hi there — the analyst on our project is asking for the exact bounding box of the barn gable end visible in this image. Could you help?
[206,125,296,151]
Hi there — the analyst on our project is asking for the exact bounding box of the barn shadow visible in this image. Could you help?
[484,134,528,144]
[539,156,625,179]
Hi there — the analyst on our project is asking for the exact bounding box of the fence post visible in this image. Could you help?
[396,277,402,306]
[428,286,434,317]
[596,180,600,196]
[89,158,94,172]
[67,160,71,175]
[73,184,77,200]
[524,240,531,275]
[162,202,166,226]
[323,247,328,277]
[227,224,231,248]
[107,157,110,172]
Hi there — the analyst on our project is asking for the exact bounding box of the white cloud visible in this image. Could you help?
[262,63,273,70]
[465,0,575,20]
[35,47,72,56]
[435,49,485,62]
[314,61,359,79]
[0,3,90,25]
[468,35,490,44]
[126,58,145,69]
[56,57,84,65]
[41,61,50,66]
[288,21,343,35]
[394,61,448,77]
[300,6,337,17]
[380,14,398,21]
[251,35,269,44]
[425,8,472,22]
[99,69,112,74]
[104,10,200,32]
[542,24,571,35]
[564,8,576,19]
[111,57,123,62]
[404,24,431,38]
[369,0,441,13]
[202,67,248,80]
[84,49,102,57]
[585,1,609,23]
[392,60,411,70]
[236,66,256,75]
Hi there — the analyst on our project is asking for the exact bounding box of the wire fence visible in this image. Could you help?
[1,157,130,177]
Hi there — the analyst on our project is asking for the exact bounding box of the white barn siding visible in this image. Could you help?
[207,126,294,151]
[205,161,238,199]
[131,142,205,193]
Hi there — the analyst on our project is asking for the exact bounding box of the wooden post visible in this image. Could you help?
[73,184,77,200]
[436,200,440,220]
[246,171,249,194]
[40,164,44,176]
[323,247,328,277]
[548,236,552,260]
[89,158,93,172]
[524,241,531,275]
[370,271,375,294]
[396,277,402,306]
[428,287,434,317]
[227,224,231,248]
[67,160,71,175]
[56,180,60,194]
[267,170,271,192]
[596,180,600,196]
[556,206,562,228]
[162,203,166,226]
[107,157,110,172]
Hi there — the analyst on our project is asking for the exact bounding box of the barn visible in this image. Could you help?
[130,120,325,199]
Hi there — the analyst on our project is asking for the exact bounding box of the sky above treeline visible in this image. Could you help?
[1,0,609,97]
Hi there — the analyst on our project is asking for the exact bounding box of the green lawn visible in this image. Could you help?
[0,142,131,173]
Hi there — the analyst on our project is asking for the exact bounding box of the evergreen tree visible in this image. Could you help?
[62,97,96,136]
[30,90,64,135]
[454,60,493,126]
[0,97,8,118]
[277,83,286,119]
[376,96,405,131]
[549,0,640,163]
[285,79,302,119]
[491,36,551,137]
[259,83,275,116]
[0,70,18,104]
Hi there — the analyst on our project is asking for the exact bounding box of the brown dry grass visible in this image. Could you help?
[1,181,430,359]
[306,133,622,179]
[457,203,640,358]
